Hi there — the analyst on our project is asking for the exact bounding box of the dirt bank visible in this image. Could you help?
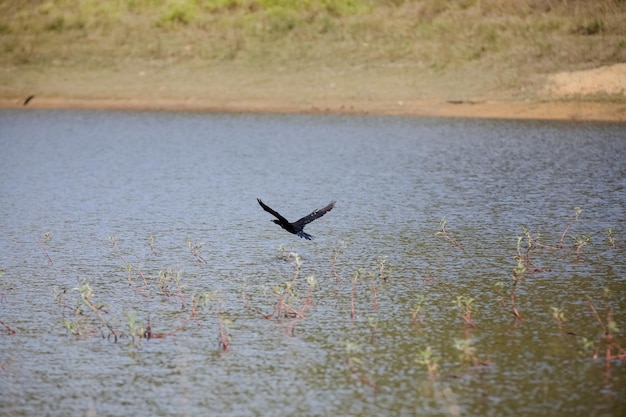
[545,63,626,97]
[2,96,624,122]
[1,64,625,122]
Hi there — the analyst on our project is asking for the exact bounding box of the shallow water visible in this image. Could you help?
[1,110,625,416]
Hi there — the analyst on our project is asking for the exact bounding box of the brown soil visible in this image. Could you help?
[2,63,625,122]
[545,63,626,97]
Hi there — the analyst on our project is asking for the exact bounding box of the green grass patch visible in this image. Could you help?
[0,0,625,100]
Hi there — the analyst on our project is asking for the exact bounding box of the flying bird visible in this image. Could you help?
[257,198,335,240]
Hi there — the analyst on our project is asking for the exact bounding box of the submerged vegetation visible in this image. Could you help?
[0,200,623,414]
[0,270,16,334]
[33,206,625,384]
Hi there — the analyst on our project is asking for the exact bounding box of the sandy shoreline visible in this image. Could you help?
[1,96,625,122]
[3,63,625,121]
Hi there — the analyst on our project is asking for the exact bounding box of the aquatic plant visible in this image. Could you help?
[507,209,588,323]
[411,294,427,325]
[350,268,362,321]
[138,289,230,346]
[495,279,523,322]
[51,264,230,347]
[269,279,306,320]
[454,337,479,367]
[41,231,54,266]
[586,290,626,374]
[513,236,528,279]
[29,203,626,415]
[343,341,378,394]
[241,280,267,318]
[0,316,16,334]
[189,290,232,350]
[522,207,583,252]
[367,316,380,344]
[415,346,464,416]
[343,254,393,322]
[559,206,582,249]
[268,252,307,321]
[0,273,16,334]
[217,310,232,352]
[368,270,379,312]
[147,233,158,256]
[331,240,347,284]
[142,289,231,345]
[377,255,390,282]
[606,228,616,248]
[435,217,465,251]
[158,268,187,309]
[550,306,567,332]
[189,291,216,320]
[501,229,547,324]
[241,250,315,333]
[187,238,208,264]
[415,346,440,379]
[54,285,109,338]
[571,234,591,256]
[455,295,476,328]
[124,311,148,346]
[518,229,549,274]
[59,279,119,342]
[110,235,149,294]
[53,287,83,336]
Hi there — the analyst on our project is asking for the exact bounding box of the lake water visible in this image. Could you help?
[1,109,625,416]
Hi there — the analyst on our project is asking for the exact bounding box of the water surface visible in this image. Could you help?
[1,110,625,416]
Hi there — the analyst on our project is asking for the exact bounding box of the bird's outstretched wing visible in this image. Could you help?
[294,201,335,228]
[257,199,290,224]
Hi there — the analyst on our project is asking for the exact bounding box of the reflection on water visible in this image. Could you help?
[1,110,625,416]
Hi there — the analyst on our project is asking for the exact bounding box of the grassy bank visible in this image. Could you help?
[1,0,625,106]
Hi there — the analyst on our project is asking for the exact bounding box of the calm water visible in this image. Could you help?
[1,109,625,416]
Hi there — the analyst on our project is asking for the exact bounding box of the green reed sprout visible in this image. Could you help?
[71,280,118,341]
[41,231,54,266]
[572,234,590,255]
[586,290,626,373]
[377,255,389,281]
[217,312,232,351]
[367,316,380,343]
[550,306,566,331]
[435,218,464,251]
[0,272,16,333]
[558,206,582,248]
[124,311,147,345]
[331,240,347,283]
[513,240,527,280]
[411,294,427,324]
[158,268,187,308]
[344,341,378,393]
[606,228,616,247]
[454,337,479,366]
[187,239,208,264]
[415,346,440,378]
[243,252,312,325]
[350,268,363,321]
[109,235,149,290]
[455,295,476,328]
[53,287,84,336]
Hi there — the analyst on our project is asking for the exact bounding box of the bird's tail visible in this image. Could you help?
[297,231,313,240]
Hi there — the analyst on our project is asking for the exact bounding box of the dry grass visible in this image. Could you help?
[1,0,625,103]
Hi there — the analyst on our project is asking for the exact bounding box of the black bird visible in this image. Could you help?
[23,95,34,106]
[257,198,335,240]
